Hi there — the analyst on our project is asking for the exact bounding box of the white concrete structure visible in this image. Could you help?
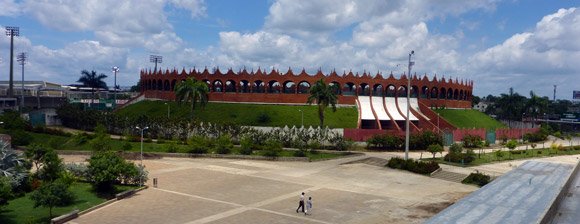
[397,98,419,121]
[371,96,390,121]
[385,97,405,120]
[410,98,430,120]
[357,96,376,120]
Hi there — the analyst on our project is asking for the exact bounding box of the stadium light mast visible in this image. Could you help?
[405,50,415,161]
[17,52,26,112]
[149,55,162,72]
[112,66,119,108]
[5,26,19,98]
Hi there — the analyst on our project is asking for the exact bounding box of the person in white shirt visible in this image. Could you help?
[296,192,305,213]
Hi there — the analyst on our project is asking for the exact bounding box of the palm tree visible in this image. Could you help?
[525,91,547,122]
[77,70,108,101]
[495,87,525,122]
[307,78,338,128]
[174,78,209,120]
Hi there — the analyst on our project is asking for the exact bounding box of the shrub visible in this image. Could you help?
[262,139,282,158]
[71,132,89,145]
[309,141,321,150]
[87,151,147,192]
[293,149,307,157]
[157,138,166,144]
[64,162,88,179]
[494,150,505,161]
[386,157,439,174]
[427,144,444,158]
[239,136,254,155]
[215,135,234,154]
[187,135,209,154]
[144,136,153,143]
[462,171,491,187]
[462,134,483,148]
[9,130,33,146]
[484,139,490,147]
[122,142,132,151]
[165,142,178,153]
[257,112,271,123]
[449,143,463,153]
[537,150,542,154]
[444,150,475,164]
[47,137,63,150]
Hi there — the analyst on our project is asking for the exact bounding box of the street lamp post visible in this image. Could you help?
[136,126,149,187]
[405,50,415,161]
[521,113,525,143]
[5,27,19,98]
[299,109,303,127]
[165,103,170,119]
[112,67,119,108]
[17,52,26,112]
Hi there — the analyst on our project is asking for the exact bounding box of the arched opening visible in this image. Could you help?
[453,89,458,100]
[171,80,177,91]
[373,84,384,96]
[239,80,250,93]
[164,80,170,91]
[297,81,310,94]
[147,80,152,90]
[386,85,396,97]
[431,87,438,99]
[268,80,281,93]
[225,80,236,93]
[447,88,453,99]
[157,80,163,90]
[213,80,223,92]
[421,86,429,99]
[459,90,463,101]
[202,79,211,92]
[253,80,265,93]
[359,83,370,96]
[411,85,418,98]
[343,82,356,96]
[283,81,295,94]
[329,82,341,95]
[440,88,446,99]
[397,86,407,97]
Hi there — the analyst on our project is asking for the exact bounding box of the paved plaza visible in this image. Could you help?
[62,143,580,224]
[64,154,477,224]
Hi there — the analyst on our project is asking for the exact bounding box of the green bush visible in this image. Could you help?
[239,136,254,155]
[257,112,271,123]
[157,138,166,144]
[165,142,178,153]
[462,134,483,148]
[444,150,475,164]
[47,137,63,150]
[386,157,440,174]
[122,142,132,151]
[262,139,282,158]
[293,149,307,157]
[144,136,153,143]
[427,144,444,158]
[462,172,491,186]
[449,143,463,153]
[309,141,321,150]
[71,132,89,145]
[9,130,33,146]
[215,135,234,154]
[187,135,209,154]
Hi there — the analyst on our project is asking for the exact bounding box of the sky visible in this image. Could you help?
[0,0,579,100]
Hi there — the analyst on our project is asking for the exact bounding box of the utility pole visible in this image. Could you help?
[17,52,26,112]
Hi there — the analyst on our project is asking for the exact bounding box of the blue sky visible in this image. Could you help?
[1,0,579,100]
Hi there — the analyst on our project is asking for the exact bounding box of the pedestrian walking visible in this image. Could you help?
[296,192,305,213]
[305,197,312,215]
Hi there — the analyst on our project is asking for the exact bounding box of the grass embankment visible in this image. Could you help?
[0,182,135,224]
[426,147,580,166]
[116,101,358,128]
[433,109,506,130]
[28,132,346,161]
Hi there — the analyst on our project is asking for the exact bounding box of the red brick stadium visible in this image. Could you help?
[139,67,472,130]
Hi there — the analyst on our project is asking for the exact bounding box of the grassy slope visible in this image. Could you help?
[433,109,506,130]
[116,101,358,128]
[0,182,135,224]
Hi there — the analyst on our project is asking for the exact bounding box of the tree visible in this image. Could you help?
[506,140,518,159]
[0,141,30,188]
[174,78,209,121]
[77,70,108,100]
[525,91,547,122]
[29,180,75,218]
[449,143,463,153]
[129,81,141,92]
[0,176,14,210]
[471,95,481,107]
[38,150,65,182]
[90,124,111,151]
[427,144,444,159]
[25,143,50,171]
[87,151,146,191]
[495,87,525,122]
[307,78,338,128]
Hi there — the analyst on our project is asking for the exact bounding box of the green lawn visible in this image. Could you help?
[26,132,351,161]
[433,109,506,130]
[425,147,580,167]
[116,101,358,128]
[0,182,135,224]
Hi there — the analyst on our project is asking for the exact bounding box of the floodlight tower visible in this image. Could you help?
[149,55,163,72]
[405,50,415,161]
[17,52,26,112]
[5,26,19,98]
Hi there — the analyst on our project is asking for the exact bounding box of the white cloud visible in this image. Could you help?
[170,0,207,18]
[469,7,580,98]
[0,0,20,17]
